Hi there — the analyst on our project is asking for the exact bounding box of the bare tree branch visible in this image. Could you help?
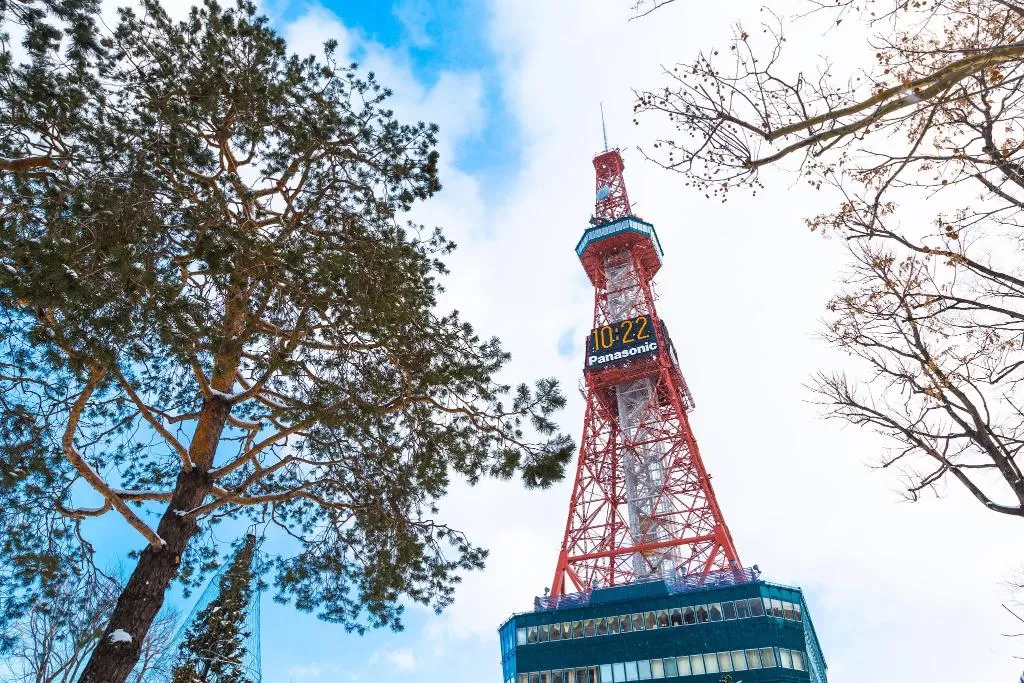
[637,0,1024,517]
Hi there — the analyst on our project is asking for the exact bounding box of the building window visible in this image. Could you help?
[759,648,777,667]
[631,613,644,631]
[663,657,678,678]
[676,656,691,676]
[612,662,625,682]
[731,651,747,671]
[577,666,588,683]
[708,603,723,622]
[553,670,564,683]
[650,658,665,679]
[519,674,529,683]
[779,648,793,669]
[690,654,705,675]
[625,660,639,681]
[703,653,719,674]
[540,672,550,683]
[514,589,802,654]
[529,674,540,683]
[745,649,762,669]
[567,670,577,683]
[792,651,805,671]
[600,664,612,683]
[717,652,732,673]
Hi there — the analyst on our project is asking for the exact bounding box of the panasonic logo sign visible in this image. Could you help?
[587,340,659,369]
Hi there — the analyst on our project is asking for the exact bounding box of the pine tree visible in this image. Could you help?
[170,535,258,683]
[0,1,574,681]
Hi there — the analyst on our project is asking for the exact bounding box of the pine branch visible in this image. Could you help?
[60,368,163,546]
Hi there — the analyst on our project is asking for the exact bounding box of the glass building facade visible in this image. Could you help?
[498,576,826,683]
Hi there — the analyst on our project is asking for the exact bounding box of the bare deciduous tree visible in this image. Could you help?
[634,0,1024,517]
[1,574,177,683]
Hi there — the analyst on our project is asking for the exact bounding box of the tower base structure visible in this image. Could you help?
[498,570,827,683]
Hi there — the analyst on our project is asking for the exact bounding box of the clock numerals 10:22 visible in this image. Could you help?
[590,315,651,352]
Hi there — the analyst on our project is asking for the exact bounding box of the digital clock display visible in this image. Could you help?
[585,314,660,371]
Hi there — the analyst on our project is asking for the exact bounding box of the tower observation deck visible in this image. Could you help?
[497,148,828,683]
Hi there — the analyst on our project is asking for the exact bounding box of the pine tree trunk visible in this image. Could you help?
[78,286,246,683]
[77,395,234,683]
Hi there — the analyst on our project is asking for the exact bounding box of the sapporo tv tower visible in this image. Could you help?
[497,141,829,683]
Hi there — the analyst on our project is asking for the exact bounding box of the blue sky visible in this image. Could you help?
[274,0,518,190]
[56,0,1024,682]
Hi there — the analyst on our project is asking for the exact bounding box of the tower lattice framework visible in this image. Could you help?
[549,149,741,598]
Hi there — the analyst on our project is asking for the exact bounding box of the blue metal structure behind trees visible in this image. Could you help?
[148,536,263,683]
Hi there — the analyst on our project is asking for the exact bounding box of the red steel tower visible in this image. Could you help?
[549,148,742,598]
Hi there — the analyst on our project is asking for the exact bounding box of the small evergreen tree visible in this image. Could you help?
[170,535,258,683]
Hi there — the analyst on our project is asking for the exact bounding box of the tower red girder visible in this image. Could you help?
[549,149,741,599]
[593,150,632,224]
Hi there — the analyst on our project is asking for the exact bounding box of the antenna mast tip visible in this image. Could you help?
[600,103,609,152]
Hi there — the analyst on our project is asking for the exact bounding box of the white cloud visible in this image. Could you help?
[374,647,418,672]
[393,0,434,48]
[282,5,353,61]
[286,663,327,680]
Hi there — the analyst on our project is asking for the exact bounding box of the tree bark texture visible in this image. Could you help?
[77,397,233,683]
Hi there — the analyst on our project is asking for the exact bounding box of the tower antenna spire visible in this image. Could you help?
[600,103,609,151]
